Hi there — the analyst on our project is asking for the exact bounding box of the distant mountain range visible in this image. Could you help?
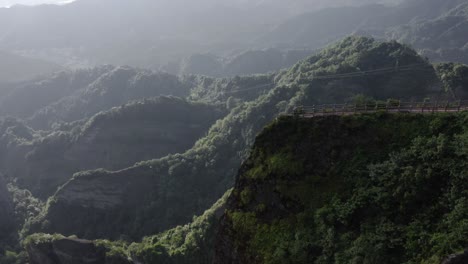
[0,0,407,71]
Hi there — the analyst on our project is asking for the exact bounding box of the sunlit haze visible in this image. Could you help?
[0,1,467,263]
[0,0,74,7]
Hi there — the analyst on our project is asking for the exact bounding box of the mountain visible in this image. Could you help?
[0,97,225,197]
[387,1,468,64]
[0,0,400,69]
[21,37,441,242]
[0,66,193,129]
[22,112,468,264]
[1,36,465,264]
[259,4,389,49]
[0,66,112,120]
[260,0,468,65]
[214,113,468,263]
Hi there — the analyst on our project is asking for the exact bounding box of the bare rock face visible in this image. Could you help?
[26,237,131,264]
[442,250,468,264]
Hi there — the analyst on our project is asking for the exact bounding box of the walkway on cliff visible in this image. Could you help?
[293,100,468,118]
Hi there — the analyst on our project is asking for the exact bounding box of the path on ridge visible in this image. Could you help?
[293,101,468,118]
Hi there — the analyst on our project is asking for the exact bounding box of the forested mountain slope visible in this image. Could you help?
[388,2,468,64]
[24,37,441,242]
[215,113,468,264]
[1,36,466,264]
[0,97,224,197]
[0,66,112,119]
[260,0,468,64]
[0,66,193,130]
[23,112,468,264]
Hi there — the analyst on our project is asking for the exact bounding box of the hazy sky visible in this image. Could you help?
[0,0,74,7]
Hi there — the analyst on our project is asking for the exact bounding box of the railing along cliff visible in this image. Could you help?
[293,100,468,117]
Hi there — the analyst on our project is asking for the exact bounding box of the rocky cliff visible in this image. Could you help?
[214,113,468,263]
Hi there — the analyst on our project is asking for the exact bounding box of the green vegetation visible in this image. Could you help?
[23,190,231,264]
[25,36,455,243]
[1,96,224,198]
[1,36,467,264]
[435,63,468,97]
[218,113,468,264]
[128,190,231,264]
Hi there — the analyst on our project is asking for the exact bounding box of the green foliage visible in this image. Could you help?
[0,250,28,264]
[27,36,454,244]
[220,112,468,264]
[2,36,463,264]
[2,96,225,198]
[435,62,468,97]
[128,190,231,264]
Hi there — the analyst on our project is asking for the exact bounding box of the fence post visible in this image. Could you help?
[445,101,449,112]
[458,100,462,112]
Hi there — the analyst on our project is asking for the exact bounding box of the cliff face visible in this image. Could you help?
[214,113,468,264]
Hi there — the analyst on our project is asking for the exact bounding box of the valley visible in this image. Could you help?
[0,1,467,264]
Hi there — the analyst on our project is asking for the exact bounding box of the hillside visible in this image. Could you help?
[0,66,193,129]
[0,66,112,120]
[23,37,442,242]
[23,112,468,264]
[0,97,224,197]
[215,113,468,263]
[388,2,468,64]
[1,36,465,264]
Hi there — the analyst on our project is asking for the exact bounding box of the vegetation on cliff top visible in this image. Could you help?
[217,113,468,264]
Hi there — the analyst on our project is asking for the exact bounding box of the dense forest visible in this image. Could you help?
[0,0,468,263]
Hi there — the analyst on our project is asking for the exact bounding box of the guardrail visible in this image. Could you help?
[293,100,468,117]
